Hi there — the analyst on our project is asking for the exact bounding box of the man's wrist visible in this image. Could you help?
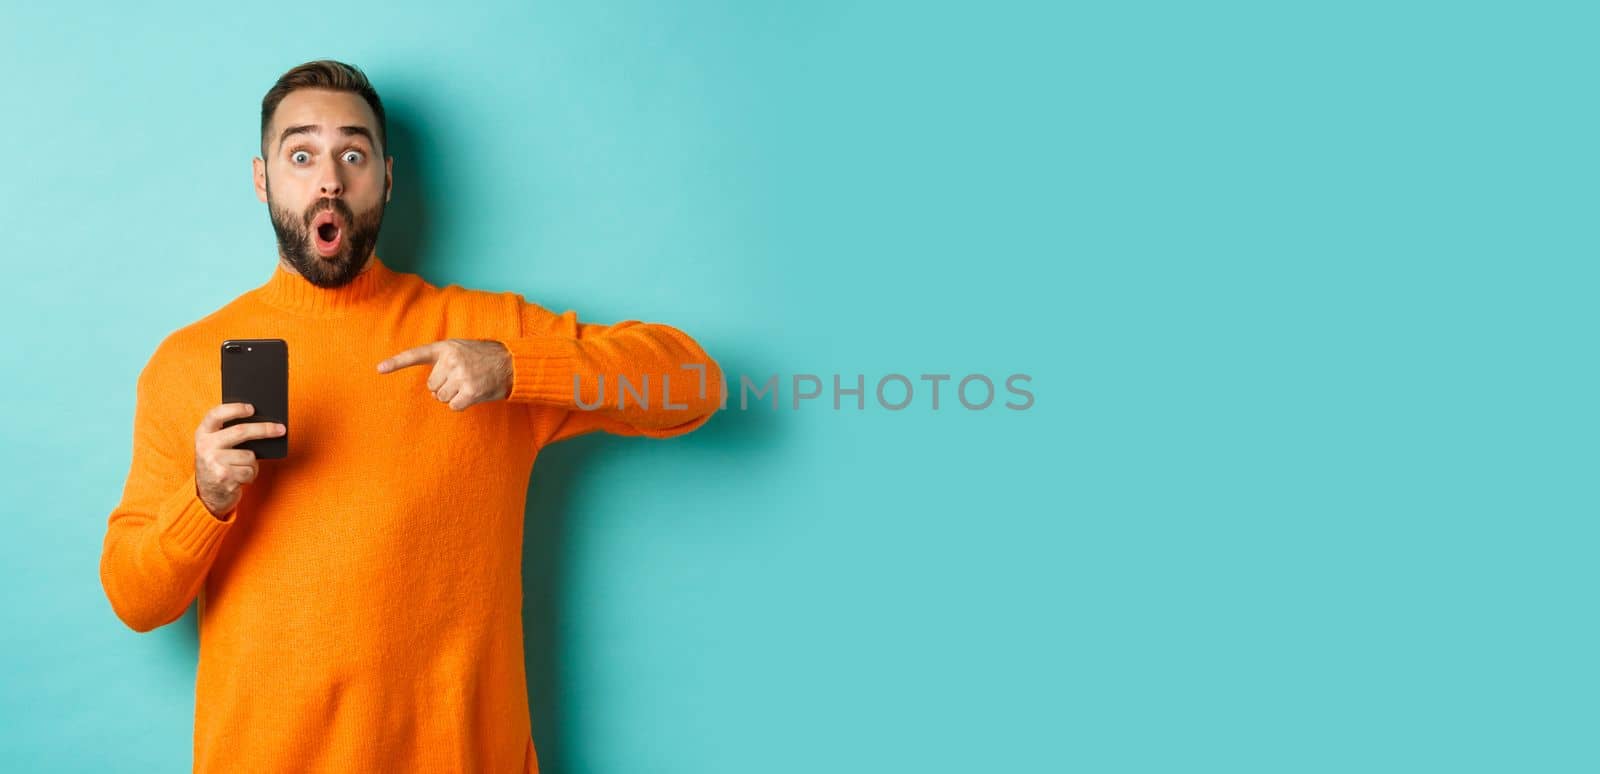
[196,481,234,522]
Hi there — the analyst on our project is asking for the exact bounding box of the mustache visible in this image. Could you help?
[303,198,355,226]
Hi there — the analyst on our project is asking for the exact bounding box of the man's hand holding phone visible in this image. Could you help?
[194,402,286,520]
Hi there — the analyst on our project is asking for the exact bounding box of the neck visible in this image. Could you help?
[276,252,374,280]
[256,252,398,318]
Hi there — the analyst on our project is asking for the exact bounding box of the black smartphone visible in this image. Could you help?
[220,338,289,459]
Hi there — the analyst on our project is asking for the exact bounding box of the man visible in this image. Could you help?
[98,60,723,773]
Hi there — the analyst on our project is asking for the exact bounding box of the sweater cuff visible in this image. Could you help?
[502,336,581,405]
[155,471,234,559]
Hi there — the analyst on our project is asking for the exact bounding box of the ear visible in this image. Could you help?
[384,155,394,203]
[253,157,268,203]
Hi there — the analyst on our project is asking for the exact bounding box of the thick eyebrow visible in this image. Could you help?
[277,124,376,151]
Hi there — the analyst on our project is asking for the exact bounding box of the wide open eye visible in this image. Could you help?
[291,150,310,164]
[342,150,364,164]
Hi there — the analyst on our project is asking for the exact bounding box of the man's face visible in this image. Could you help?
[253,88,393,288]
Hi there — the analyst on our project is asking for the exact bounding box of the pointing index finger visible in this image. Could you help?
[377,342,442,374]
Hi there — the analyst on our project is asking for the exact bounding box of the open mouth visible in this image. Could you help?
[311,210,344,256]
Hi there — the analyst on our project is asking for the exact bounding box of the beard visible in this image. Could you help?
[267,181,386,289]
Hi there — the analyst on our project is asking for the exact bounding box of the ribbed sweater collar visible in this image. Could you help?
[253,253,400,318]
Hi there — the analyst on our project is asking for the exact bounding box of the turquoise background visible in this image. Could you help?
[0,1,1593,772]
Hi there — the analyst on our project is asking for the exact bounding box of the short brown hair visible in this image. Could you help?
[259,59,387,159]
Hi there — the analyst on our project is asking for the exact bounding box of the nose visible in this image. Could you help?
[316,158,344,197]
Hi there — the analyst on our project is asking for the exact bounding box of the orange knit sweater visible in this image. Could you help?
[99,254,722,773]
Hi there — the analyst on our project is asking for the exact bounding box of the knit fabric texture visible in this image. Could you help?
[99,254,722,773]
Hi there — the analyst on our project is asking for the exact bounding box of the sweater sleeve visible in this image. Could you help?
[497,296,724,445]
[100,354,236,633]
